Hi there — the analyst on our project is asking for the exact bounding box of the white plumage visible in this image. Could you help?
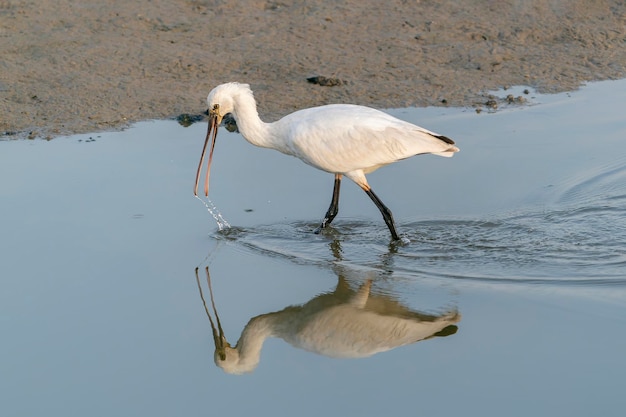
[196,267,460,375]
[195,82,459,239]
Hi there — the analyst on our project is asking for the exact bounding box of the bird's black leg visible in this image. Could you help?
[364,188,400,240]
[315,174,342,234]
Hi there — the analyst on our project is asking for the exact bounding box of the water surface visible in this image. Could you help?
[1,80,625,416]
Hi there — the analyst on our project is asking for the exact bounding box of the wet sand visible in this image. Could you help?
[2,0,625,139]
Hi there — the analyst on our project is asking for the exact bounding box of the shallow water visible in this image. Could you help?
[2,80,625,416]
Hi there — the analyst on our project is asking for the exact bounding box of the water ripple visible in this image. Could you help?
[213,207,626,287]
[213,159,626,288]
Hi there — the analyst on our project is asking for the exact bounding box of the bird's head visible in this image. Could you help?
[208,308,256,375]
[210,314,257,375]
[206,83,242,118]
[194,83,251,196]
[213,343,256,375]
[195,265,258,375]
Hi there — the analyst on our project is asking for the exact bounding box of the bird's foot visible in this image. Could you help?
[389,235,411,246]
[399,236,411,244]
[313,224,326,234]
[314,219,331,234]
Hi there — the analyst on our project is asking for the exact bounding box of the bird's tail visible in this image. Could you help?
[429,133,459,157]
[432,144,460,157]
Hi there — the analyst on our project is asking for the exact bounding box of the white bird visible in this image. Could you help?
[195,267,460,375]
[195,82,459,240]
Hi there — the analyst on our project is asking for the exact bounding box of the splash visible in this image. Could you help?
[195,195,231,231]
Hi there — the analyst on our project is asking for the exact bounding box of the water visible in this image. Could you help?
[194,195,231,231]
[1,80,625,416]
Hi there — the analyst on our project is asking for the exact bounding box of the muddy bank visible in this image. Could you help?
[1,0,625,139]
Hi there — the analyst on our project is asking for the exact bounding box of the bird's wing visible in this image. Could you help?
[286,105,456,173]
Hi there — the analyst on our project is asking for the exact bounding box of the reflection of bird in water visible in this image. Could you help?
[194,82,459,240]
[195,267,460,375]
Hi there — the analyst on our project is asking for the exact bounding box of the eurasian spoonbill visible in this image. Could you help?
[195,267,460,375]
[195,82,459,240]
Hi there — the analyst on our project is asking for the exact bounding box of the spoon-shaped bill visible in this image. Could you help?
[195,266,228,360]
[194,113,220,196]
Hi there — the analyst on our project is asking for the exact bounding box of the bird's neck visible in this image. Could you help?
[232,95,276,150]
[234,315,276,369]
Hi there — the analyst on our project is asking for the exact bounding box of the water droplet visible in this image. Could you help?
[195,195,231,231]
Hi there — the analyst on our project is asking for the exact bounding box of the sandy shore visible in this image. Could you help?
[1,0,625,139]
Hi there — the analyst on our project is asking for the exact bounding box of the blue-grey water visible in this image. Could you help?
[1,80,625,416]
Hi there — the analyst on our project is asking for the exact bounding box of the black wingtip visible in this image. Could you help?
[435,134,455,145]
